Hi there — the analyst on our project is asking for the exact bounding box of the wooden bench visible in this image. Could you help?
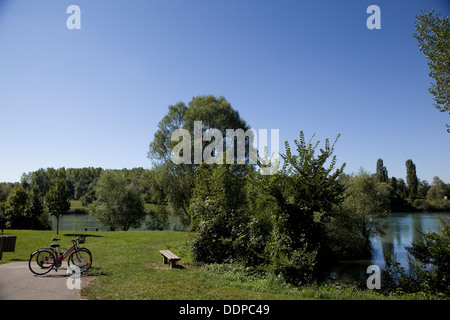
[159,250,180,269]
[84,227,99,232]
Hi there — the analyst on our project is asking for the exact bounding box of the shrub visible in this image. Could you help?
[405,217,450,293]
[382,217,450,294]
[146,206,169,230]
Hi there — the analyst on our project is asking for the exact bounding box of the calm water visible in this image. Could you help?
[371,212,449,268]
[51,213,185,232]
[332,212,450,281]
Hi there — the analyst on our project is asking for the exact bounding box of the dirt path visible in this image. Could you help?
[0,262,83,300]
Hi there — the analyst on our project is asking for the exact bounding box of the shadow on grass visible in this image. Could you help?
[147,262,188,270]
[9,258,27,262]
[63,233,104,238]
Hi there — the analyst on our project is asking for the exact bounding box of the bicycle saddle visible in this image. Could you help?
[50,243,60,248]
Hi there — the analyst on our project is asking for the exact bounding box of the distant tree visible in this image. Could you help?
[417,179,431,198]
[45,179,71,234]
[427,176,449,203]
[22,167,104,201]
[396,178,408,199]
[390,177,398,195]
[406,159,419,199]
[89,171,146,231]
[413,10,450,133]
[145,206,169,231]
[0,203,5,234]
[376,158,389,183]
[5,185,29,229]
[0,182,19,203]
[26,186,45,230]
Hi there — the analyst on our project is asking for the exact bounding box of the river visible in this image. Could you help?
[332,211,449,281]
[51,213,185,232]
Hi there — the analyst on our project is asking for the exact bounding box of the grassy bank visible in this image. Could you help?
[0,230,439,300]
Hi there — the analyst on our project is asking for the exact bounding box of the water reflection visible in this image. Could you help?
[333,212,449,281]
[52,212,185,232]
[371,212,448,269]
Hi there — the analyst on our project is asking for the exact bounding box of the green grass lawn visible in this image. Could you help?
[70,200,86,210]
[0,230,437,300]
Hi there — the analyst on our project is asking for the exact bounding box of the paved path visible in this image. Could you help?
[0,262,82,300]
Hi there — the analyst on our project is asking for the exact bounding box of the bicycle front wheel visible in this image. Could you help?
[29,249,56,275]
[68,248,92,274]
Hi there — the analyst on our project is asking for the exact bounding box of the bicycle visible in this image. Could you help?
[28,236,92,276]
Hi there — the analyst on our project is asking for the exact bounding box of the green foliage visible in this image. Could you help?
[89,171,146,231]
[405,159,418,199]
[26,186,51,230]
[2,185,50,230]
[21,167,104,200]
[405,217,450,293]
[376,158,389,183]
[45,178,71,234]
[262,131,346,284]
[151,163,194,225]
[265,232,318,286]
[5,185,29,229]
[190,164,251,264]
[146,205,169,231]
[329,169,391,258]
[0,182,20,203]
[0,203,6,232]
[427,176,449,199]
[45,179,71,218]
[147,95,250,224]
[413,10,450,132]
[381,218,450,295]
[189,131,348,285]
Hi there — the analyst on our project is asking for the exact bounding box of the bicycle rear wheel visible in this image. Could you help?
[68,248,92,274]
[29,249,56,275]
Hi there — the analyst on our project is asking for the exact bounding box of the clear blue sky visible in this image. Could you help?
[0,0,449,183]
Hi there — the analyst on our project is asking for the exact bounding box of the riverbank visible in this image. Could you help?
[1,230,446,300]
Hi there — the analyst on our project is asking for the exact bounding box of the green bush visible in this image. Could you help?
[146,206,169,230]
[265,234,318,286]
[382,217,449,294]
[405,217,450,293]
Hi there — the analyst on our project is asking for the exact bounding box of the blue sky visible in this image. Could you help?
[0,0,449,183]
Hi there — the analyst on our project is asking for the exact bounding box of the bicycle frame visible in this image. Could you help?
[44,240,83,269]
[53,244,77,262]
